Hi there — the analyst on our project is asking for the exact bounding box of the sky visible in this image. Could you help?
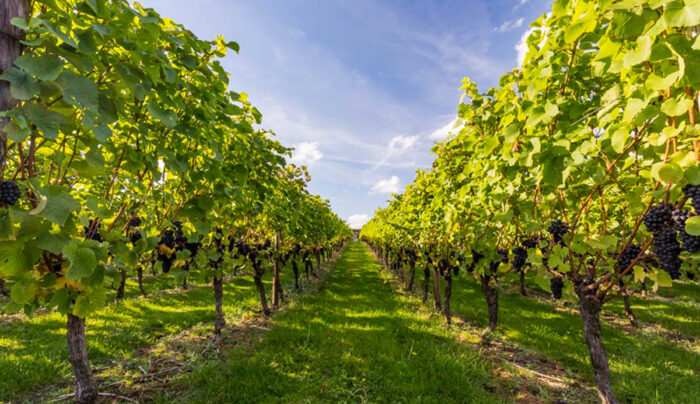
[138,0,553,229]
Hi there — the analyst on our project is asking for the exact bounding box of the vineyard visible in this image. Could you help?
[0,0,699,403]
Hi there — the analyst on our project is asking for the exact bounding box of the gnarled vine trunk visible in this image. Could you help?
[292,260,300,291]
[213,275,225,335]
[422,264,430,303]
[137,266,147,296]
[443,273,452,325]
[66,314,98,404]
[432,265,441,310]
[0,278,8,297]
[182,275,188,290]
[622,292,638,327]
[480,275,498,333]
[115,269,126,301]
[519,271,527,296]
[577,285,617,404]
[406,259,415,292]
[272,234,282,308]
[315,250,321,276]
[253,260,271,316]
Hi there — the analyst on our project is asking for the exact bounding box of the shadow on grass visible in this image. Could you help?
[175,243,505,404]
[0,261,303,401]
[449,274,700,403]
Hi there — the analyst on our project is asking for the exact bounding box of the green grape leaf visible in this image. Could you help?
[5,121,31,142]
[685,216,700,236]
[660,97,693,117]
[56,70,99,110]
[623,35,652,68]
[11,279,39,305]
[63,243,97,280]
[685,165,700,185]
[147,99,178,128]
[22,103,64,140]
[657,162,683,184]
[655,270,673,287]
[34,185,80,225]
[664,0,700,27]
[72,288,107,317]
[0,67,40,100]
[14,54,63,81]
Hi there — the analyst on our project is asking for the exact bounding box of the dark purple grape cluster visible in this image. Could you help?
[683,184,700,213]
[0,181,21,206]
[547,220,569,245]
[671,208,700,253]
[157,230,176,273]
[653,228,682,279]
[130,229,142,244]
[128,217,142,228]
[616,244,641,272]
[84,219,103,242]
[467,249,485,272]
[512,246,527,272]
[643,203,673,233]
[550,277,563,300]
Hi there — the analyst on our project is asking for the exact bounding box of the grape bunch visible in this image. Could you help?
[128,217,142,228]
[157,230,176,273]
[547,220,569,245]
[512,246,528,272]
[489,248,509,273]
[616,244,641,272]
[84,219,103,242]
[550,277,563,300]
[643,203,673,233]
[467,249,484,272]
[130,229,142,244]
[682,184,700,213]
[0,181,21,207]
[672,209,700,253]
[652,228,682,279]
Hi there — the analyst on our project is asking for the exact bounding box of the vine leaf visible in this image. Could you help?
[14,54,63,81]
[56,70,99,111]
[35,186,80,226]
[64,243,97,280]
[686,216,700,236]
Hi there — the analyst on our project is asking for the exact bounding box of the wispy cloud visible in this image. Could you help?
[347,214,370,229]
[495,18,524,33]
[370,176,400,195]
[429,117,463,140]
[290,142,323,166]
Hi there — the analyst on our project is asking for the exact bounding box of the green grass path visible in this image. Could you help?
[175,242,504,403]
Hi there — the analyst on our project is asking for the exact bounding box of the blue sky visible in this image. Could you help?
[139,0,552,228]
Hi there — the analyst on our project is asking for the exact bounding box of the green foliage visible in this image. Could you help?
[0,0,349,318]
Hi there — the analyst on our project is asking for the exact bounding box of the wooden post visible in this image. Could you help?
[0,0,29,177]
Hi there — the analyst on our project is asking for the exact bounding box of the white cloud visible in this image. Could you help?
[370,176,400,194]
[514,0,531,10]
[515,28,534,67]
[495,18,524,33]
[290,142,323,166]
[347,214,370,229]
[429,117,463,140]
[388,135,419,154]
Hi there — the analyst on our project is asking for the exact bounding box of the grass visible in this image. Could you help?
[0,261,302,401]
[169,242,505,404]
[439,272,700,404]
[1,243,697,403]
